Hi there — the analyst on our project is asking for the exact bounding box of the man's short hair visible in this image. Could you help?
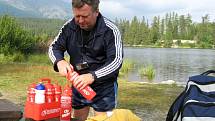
[72,0,100,11]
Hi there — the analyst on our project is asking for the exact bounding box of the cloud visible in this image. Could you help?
[99,0,215,22]
[100,1,133,20]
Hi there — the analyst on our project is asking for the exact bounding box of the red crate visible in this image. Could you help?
[24,101,60,120]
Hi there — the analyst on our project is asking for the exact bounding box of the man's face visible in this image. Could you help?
[73,4,99,31]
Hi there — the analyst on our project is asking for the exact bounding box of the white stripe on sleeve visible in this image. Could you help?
[48,19,72,64]
[95,18,123,78]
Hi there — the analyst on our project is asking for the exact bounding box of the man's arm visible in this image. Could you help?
[48,21,72,76]
[90,19,123,81]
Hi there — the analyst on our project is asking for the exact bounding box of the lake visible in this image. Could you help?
[124,47,215,85]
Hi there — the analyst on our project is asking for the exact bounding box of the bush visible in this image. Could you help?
[11,52,25,62]
[0,52,25,63]
[0,15,36,55]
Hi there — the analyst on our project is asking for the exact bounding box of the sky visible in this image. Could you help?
[99,0,215,23]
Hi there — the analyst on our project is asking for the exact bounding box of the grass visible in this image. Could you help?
[118,80,183,120]
[119,59,135,77]
[138,64,155,81]
[0,63,67,104]
[0,63,183,120]
[0,54,184,120]
[27,54,51,65]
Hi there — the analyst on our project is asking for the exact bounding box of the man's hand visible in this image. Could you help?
[73,73,94,90]
[57,60,73,76]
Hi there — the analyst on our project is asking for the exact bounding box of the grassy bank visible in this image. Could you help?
[118,80,183,120]
[0,62,183,120]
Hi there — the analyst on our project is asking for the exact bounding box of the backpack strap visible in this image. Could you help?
[166,90,186,121]
[201,70,215,76]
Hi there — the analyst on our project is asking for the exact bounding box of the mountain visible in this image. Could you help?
[0,0,72,19]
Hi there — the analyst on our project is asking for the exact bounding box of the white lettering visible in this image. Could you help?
[87,87,93,91]
[41,108,60,116]
[82,89,90,95]
[62,112,71,118]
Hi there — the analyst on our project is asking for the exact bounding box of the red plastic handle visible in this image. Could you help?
[39,78,51,83]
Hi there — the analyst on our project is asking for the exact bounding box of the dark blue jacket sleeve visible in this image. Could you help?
[90,22,123,80]
[48,22,69,72]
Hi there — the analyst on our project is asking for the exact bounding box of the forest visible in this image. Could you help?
[0,13,215,57]
[116,13,215,48]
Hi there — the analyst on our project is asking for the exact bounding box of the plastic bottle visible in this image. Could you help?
[53,82,61,102]
[44,82,55,103]
[27,83,36,102]
[67,71,96,101]
[35,82,45,104]
[60,84,72,121]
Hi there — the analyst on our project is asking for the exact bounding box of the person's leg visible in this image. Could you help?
[92,82,118,116]
[73,106,90,121]
[72,87,91,121]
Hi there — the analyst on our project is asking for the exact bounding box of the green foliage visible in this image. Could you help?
[116,13,215,48]
[0,15,35,55]
[17,18,65,38]
[195,15,215,48]
[11,52,25,62]
[0,52,25,63]
[163,39,173,48]
[119,59,135,76]
[16,17,65,52]
[138,64,155,81]
[1,12,214,58]
[182,43,196,48]
[27,54,51,65]
[0,53,52,64]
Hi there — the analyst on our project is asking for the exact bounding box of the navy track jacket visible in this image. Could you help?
[48,13,123,87]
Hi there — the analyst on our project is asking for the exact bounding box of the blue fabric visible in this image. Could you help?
[72,81,118,112]
[182,86,215,117]
[166,71,215,121]
[189,75,215,84]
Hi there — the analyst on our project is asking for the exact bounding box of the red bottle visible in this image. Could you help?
[44,81,55,103]
[27,83,36,102]
[38,78,55,103]
[60,85,72,121]
[53,82,61,102]
[67,71,96,101]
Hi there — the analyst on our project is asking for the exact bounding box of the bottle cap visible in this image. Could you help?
[35,82,45,90]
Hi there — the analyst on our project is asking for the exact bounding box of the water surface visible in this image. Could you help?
[124,48,215,85]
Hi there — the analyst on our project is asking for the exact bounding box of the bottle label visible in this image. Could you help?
[60,96,72,121]
[67,70,96,100]
[61,109,71,118]
[82,88,90,96]
[41,108,60,117]
[78,86,96,100]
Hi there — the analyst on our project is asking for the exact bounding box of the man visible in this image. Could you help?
[48,0,123,120]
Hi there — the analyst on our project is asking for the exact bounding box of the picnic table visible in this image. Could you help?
[0,99,22,121]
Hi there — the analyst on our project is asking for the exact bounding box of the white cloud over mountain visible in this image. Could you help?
[1,0,214,22]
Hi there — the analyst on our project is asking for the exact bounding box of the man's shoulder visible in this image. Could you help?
[61,18,76,30]
[102,16,120,31]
